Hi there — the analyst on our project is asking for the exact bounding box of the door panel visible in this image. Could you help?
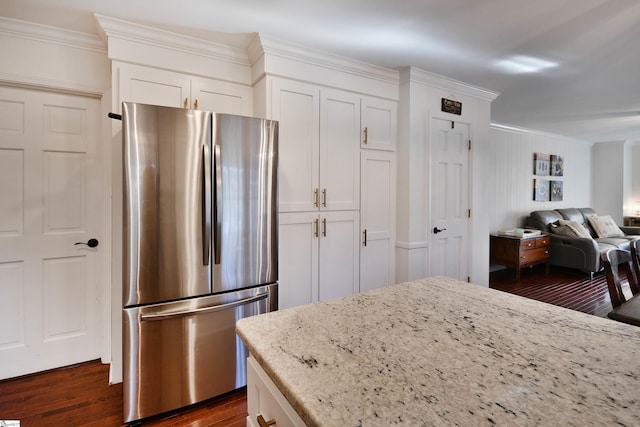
[360,151,396,292]
[361,96,397,151]
[320,90,360,211]
[122,103,212,306]
[278,212,319,309]
[271,80,319,213]
[318,211,359,301]
[0,86,102,379]
[429,118,469,281]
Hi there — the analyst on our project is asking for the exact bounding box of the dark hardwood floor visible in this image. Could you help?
[0,265,622,426]
[489,264,618,318]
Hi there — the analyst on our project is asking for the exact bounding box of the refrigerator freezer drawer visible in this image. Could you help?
[123,284,277,423]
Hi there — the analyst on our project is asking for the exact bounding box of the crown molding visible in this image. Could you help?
[491,122,593,145]
[400,66,499,102]
[250,33,399,87]
[0,16,105,53]
[94,14,250,66]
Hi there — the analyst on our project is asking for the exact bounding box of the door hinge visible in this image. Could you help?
[468,140,471,150]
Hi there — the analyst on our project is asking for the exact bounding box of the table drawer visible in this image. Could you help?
[520,247,549,266]
[519,236,550,251]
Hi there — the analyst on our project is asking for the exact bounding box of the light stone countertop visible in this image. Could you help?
[236,276,640,426]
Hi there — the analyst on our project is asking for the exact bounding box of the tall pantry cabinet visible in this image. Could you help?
[264,77,397,310]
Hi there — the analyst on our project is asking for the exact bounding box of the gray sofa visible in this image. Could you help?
[526,207,640,274]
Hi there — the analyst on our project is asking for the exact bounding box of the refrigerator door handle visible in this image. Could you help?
[140,292,269,322]
[203,143,211,266]
[213,144,222,265]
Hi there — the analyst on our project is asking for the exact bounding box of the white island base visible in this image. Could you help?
[247,355,305,427]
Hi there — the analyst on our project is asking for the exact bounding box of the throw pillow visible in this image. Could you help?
[587,215,624,238]
[558,219,592,238]
[549,220,592,239]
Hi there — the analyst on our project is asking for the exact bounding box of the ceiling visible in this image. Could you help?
[3,0,640,143]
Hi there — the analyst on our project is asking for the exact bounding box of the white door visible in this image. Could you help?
[429,118,470,281]
[360,151,396,292]
[0,86,103,379]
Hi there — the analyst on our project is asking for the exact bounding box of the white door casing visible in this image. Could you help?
[0,86,103,379]
[429,118,470,281]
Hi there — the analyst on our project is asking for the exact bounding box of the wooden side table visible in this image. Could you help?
[490,233,550,281]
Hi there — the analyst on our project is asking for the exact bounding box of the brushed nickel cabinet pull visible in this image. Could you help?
[363,127,368,144]
[322,188,327,207]
[314,188,319,207]
[257,414,276,427]
[322,217,327,237]
[314,218,319,237]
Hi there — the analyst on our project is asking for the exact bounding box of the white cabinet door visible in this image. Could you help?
[271,79,320,213]
[278,212,319,310]
[318,211,360,301]
[279,211,359,307]
[320,89,361,211]
[117,63,253,114]
[361,96,397,151]
[360,151,396,292]
[118,64,191,109]
[191,77,253,115]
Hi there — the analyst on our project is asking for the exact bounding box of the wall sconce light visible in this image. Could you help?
[635,201,640,216]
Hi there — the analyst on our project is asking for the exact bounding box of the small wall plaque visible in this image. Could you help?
[441,98,462,115]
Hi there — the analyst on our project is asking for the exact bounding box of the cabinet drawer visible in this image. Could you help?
[519,247,549,266]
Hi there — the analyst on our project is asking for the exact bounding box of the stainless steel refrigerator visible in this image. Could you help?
[121,102,278,423]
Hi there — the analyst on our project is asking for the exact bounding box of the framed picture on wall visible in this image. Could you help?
[533,179,549,201]
[550,155,564,176]
[550,180,564,201]
[533,152,550,175]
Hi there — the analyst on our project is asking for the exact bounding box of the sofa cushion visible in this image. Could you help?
[588,215,624,238]
[527,210,563,231]
[549,219,592,238]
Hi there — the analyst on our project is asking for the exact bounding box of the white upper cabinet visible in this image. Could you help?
[271,79,320,213]
[320,89,361,211]
[271,79,361,213]
[116,63,252,115]
[361,96,397,151]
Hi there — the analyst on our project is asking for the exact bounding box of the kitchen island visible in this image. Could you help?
[236,276,640,426]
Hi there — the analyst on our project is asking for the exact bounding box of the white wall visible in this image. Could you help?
[488,124,593,233]
[591,141,625,223]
